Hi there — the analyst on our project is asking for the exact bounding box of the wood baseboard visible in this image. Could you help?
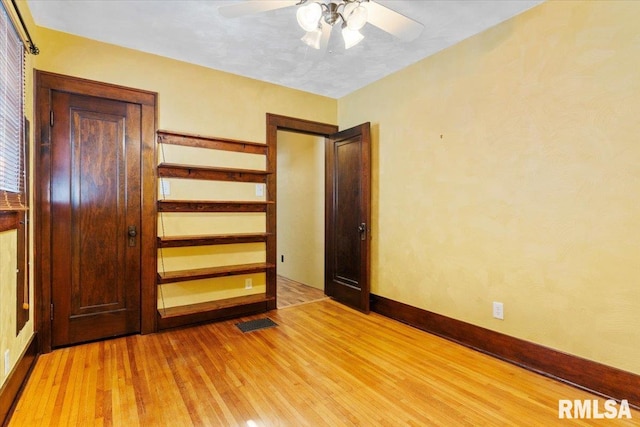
[371,294,639,409]
[0,334,38,426]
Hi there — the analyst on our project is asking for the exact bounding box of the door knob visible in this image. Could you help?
[358,223,367,241]
[128,225,137,246]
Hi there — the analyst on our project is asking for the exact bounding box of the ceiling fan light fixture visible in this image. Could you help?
[296,2,323,32]
[220,0,425,53]
[301,28,323,50]
[342,26,364,49]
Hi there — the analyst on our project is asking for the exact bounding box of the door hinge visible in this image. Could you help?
[50,303,54,320]
[50,110,54,127]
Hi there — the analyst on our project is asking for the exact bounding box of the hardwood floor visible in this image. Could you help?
[9,300,639,426]
[277,275,328,308]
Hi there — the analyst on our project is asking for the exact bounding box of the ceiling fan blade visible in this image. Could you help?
[218,0,299,18]
[363,0,424,42]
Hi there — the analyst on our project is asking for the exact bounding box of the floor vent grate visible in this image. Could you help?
[236,318,278,333]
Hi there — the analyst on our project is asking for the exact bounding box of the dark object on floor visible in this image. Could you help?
[236,318,278,333]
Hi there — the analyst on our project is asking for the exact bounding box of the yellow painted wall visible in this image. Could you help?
[34,27,336,142]
[32,23,336,310]
[338,0,640,375]
[0,0,35,390]
[277,131,325,290]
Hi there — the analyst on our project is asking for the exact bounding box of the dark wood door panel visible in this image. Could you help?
[51,91,141,347]
[72,109,126,316]
[325,123,371,313]
[334,138,362,288]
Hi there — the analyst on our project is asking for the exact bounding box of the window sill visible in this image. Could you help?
[0,211,19,232]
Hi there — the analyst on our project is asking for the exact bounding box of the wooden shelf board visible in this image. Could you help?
[157,294,275,330]
[158,163,270,183]
[158,294,272,319]
[157,130,267,155]
[158,233,270,248]
[157,262,275,284]
[158,200,273,213]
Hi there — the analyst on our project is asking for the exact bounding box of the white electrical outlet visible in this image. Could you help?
[493,301,504,320]
[245,278,253,289]
[160,179,171,196]
[4,350,10,375]
[255,184,265,197]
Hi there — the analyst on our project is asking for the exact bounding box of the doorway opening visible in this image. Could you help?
[276,130,327,308]
[266,114,371,313]
[266,114,337,310]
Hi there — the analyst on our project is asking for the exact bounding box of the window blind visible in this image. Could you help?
[0,2,25,211]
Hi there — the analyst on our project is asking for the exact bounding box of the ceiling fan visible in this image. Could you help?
[219,0,424,51]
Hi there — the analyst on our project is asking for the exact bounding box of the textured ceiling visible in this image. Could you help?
[26,0,543,99]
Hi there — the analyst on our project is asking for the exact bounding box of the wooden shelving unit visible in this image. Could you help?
[156,130,276,330]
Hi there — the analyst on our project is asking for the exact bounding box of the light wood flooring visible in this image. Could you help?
[10,300,639,426]
[277,275,328,308]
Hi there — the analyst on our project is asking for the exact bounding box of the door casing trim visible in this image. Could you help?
[266,114,338,309]
[35,71,157,353]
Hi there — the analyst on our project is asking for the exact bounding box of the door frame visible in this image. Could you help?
[266,114,338,309]
[35,71,157,353]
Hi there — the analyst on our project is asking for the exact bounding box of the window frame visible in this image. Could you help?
[0,0,29,334]
[0,1,26,210]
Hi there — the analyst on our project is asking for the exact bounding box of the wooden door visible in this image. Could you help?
[325,123,371,313]
[50,91,142,347]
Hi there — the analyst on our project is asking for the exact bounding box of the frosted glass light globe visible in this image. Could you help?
[346,5,367,30]
[342,27,364,49]
[301,28,323,49]
[297,2,323,32]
